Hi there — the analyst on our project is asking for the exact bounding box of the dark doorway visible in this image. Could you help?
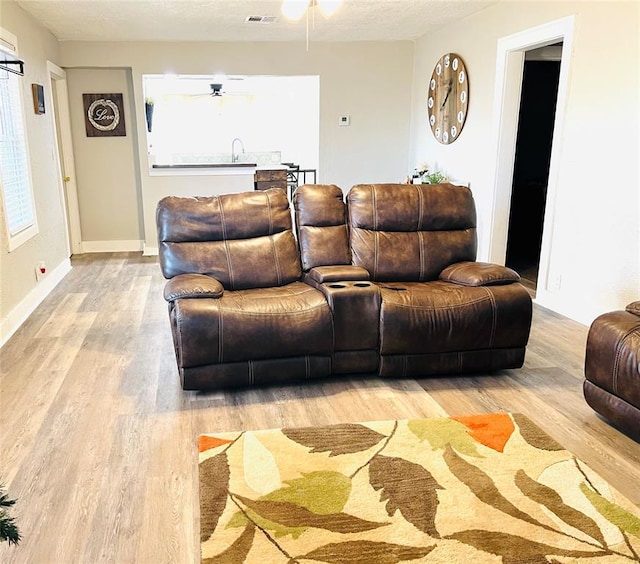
[505,49,561,295]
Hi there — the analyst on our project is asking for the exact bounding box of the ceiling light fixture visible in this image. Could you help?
[281,0,344,49]
[281,0,343,21]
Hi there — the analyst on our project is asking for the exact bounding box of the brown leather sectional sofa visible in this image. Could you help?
[156,183,533,390]
[584,301,640,438]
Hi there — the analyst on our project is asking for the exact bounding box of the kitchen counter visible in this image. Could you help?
[152,163,256,169]
[149,162,289,196]
[149,163,288,177]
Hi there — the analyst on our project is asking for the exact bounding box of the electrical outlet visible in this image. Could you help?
[35,261,46,281]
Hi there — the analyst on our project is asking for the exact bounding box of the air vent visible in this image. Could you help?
[245,15,278,24]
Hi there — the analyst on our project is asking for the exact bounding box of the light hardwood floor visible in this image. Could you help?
[1,252,639,563]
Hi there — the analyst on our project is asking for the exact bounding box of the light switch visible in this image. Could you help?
[339,115,350,126]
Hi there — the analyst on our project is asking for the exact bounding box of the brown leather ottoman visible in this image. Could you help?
[584,301,640,439]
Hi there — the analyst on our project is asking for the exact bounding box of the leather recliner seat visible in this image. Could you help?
[295,183,532,379]
[157,190,333,389]
[584,301,640,438]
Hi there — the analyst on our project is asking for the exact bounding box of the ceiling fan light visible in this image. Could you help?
[317,0,343,17]
[281,0,310,21]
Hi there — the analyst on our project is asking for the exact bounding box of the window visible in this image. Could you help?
[143,74,319,171]
[0,28,38,251]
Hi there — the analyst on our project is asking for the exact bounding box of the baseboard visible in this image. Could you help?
[80,240,143,253]
[1,258,72,348]
[143,244,158,256]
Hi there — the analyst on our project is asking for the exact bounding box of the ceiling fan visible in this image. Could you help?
[192,79,250,98]
[160,76,252,99]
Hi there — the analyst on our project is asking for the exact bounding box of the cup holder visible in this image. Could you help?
[328,284,346,288]
[354,283,371,287]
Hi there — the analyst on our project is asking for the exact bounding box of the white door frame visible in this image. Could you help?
[486,16,575,299]
[47,61,82,255]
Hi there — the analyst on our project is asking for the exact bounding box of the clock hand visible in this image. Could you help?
[441,89,451,109]
[440,79,453,109]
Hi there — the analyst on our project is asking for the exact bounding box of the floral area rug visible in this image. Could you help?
[198,413,640,563]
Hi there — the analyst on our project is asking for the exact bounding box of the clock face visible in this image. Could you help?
[428,53,469,145]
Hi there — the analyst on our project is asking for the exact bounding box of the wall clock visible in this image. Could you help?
[428,53,469,144]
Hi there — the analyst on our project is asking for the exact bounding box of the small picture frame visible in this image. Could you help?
[32,83,45,114]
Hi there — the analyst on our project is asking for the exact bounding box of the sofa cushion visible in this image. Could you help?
[171,281,333,367]
[348,184,477,281]
[378,280,532,354]
[157,190,302,288]
[294,184,351,271]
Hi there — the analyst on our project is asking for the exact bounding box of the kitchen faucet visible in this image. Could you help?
[231,138,245,163]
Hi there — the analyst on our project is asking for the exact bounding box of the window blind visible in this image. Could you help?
[0,42,36,238]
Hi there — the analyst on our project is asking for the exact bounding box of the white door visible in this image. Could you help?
[487,17,574,304]
[47,61,82,255]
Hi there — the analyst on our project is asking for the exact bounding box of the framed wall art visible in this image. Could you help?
[32,83,45,114]
[82,93,126,137]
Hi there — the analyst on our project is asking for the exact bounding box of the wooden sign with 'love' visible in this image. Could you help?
[83,93,126,137]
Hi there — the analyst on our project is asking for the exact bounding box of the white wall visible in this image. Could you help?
[65,68,143,251]
[409,1,639,324]
[0,1,71,345]
[59,41,414,251]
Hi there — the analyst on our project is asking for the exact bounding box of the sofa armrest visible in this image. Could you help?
[439,261,521,287]
[306,265,370,284]
[163,273,224,302]
[626,301,640,316]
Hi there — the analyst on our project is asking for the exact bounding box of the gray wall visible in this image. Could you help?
[60,41,415,251]
[66,68,142,248]
[0,1,69,344]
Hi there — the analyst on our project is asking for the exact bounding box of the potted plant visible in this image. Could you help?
[144,97,154,133]
[410,163,448,184]
[423,170,447,184]
[0,483,21,545]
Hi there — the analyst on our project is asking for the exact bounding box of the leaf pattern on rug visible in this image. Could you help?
[199,452,230,543]
[443,444,548,530]
[203,523,255,564]
[298,540,437,563]
[226,505,307,539]
[512,413,564,451]
[408,418,483,457]
[452,412,515,452]
[198,435,234,453]
[242,433,281,495]
[199,415,640,562]
[446,530,608,562]
[234,494,389,533]
[515,469,607,546]
[261,471,351,514]
[581,483,640,539]
[369,454,443,537]
[282,423,385,456]
[228,471,353,538]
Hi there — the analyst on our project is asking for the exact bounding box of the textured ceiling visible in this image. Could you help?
[15,0,496,42]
